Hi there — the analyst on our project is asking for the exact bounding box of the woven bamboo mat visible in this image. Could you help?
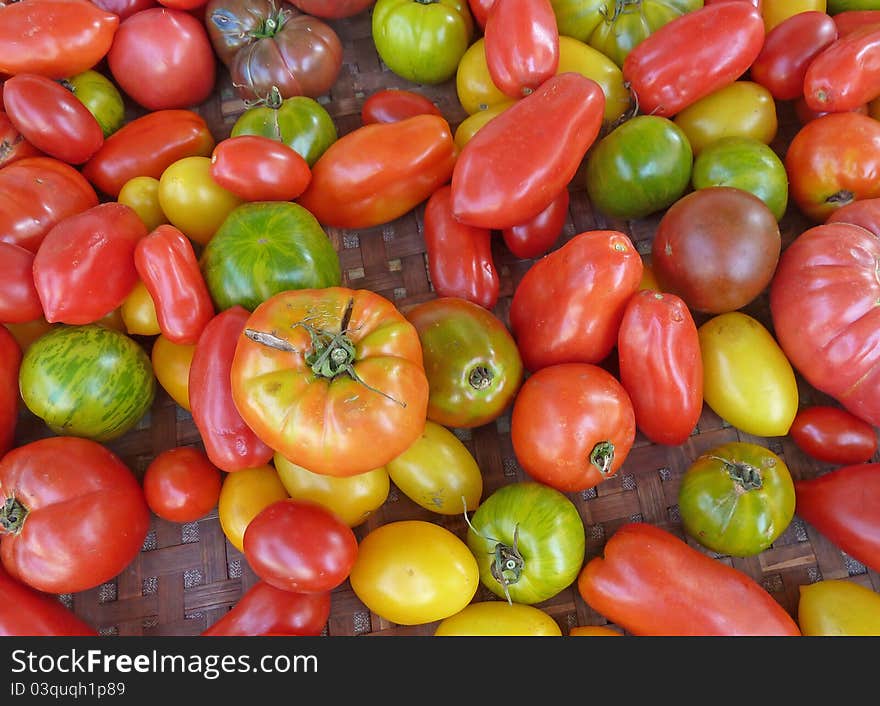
[12,11,880,636]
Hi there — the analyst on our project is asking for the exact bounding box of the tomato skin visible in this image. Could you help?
[798,579,880,636]
[422,185,500,310]
[501,188,569,260]
[435,601,562,636]
[65,69,126,139]
[750,11,839,101]
[511,363,636,493]
[91,0,159,19]
[804,25,880,112]
[202,581,330,636]
[790,405,878,464]
[795,463,880,573]
[825,195,880,233]
[0,0,119,79]
[833,10,880,36]
[0,326,21,459]
[0,564,96,636]
[143,446,223,523]
[0,110,43,169]
[0,242,42,324]
[287,0,375,18]
[509,230,642,372]
[188,307,275,473]
[210,136,312,202]
[217,464,289,552]
[150,334,194,410]
[622,2,765,117]
[118,175,168,233]
[0,436,151,594]
[451,72,605,230]
[577,522,802,636]
[361,89,443,125]
[617,290,702,447]
[81,109,216,199]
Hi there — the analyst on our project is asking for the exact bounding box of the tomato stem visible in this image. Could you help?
[707,455,763,491]
[589,441,615,477]
[467,365,493,391]
[0,496,27,535]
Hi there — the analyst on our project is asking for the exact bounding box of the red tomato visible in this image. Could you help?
[468,0,494,28]
[790,406,878,465]
[423,184,499,310]
[0,326,21,459]
[793,95,868,124]
[803,25,880,113]
[833,10,880,38]
[0,156,98,252]
[243,499,358,593]
[91,0,160,19]
[617,290,703,446]
[826,195,880,233]
[286,0,375,19]
[0,436,151,594]
[0,110,43,169]
[202,581,330,636]
[143,446,223,523]
[501,188,569,260]
[511,362,636,493]
[0,564,96,636]
[361,88,443,124]
[622,2,765,117]
[32,202,147,325]
[107,7,216,111]
[210,135,312,202]
[0,243,42,324]
[509,229,642,372]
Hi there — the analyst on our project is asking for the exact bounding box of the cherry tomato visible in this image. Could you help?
[790,405,878,465]
[143,446,223,523]
[501,189,569,260]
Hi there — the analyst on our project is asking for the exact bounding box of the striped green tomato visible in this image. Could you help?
[19,324,156,442]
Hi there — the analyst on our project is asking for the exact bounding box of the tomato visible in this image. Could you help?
[0,0,119,79]
[501,188,569,260]
[798,579,880,636]
[453,101,515,149]
[698,311,799,437]
[762,0,827,32]
[244,499,358,593]
[803,25,880,113]
[64,69,125,138]
[287,0,376,18]
[297,114,457,229]
[0,564,96,636]
[794,463,880,573]
[217,464,289,552]
[435,601,562,636]
[790,405,878,464]
[210,136,311,202]
[3,319,56,355]
[0,110,43,169]
[833,9,880,35]
[769,222,880,426]
[826,195,880,233]
[107,7,216,111]
[200,201,341,312]
[231,288,429,477]
[422,186,500,310]
[189,307,275,473]
[509,230,642,372]
[750,11,839,101]
[794,96,871,125]
[622,2,765,117]
[143,446,223,523]
[361,89,444,125]
[91,0,159,18]
[577,522,802,635]
[691,136,790,222]
[385,420,483,514]
[0,243,42,324]
[120,281,160,337]
[20,324,156,442]
[349,519,480,625]
[273,453,390,527]
[650,187,781,314]
[151,334,195,410]
[0,436,150,594]
[584,115,692,220]
[203,581,330,636]
[451,72,604,230]
[0,326,21,458]
[568,625,624,636]
[0,156,98,253]
[456,38,517,115]
[118,176,168,233]
[372,0,474,85]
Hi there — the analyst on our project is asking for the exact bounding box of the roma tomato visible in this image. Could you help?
[790,405,878,465]
[0,110,43,169]
[678,442,796,557]
[118,176,168,232]
[0,565,96,636]
[501,188,569,260]
[64,69,125,139]
[203,581,330,636]
[617,290,702,447]
[230,288,429,477]
[349,519,479,625]
[0,243,42,324]
[121,281,160,337]
[361,89,443,124]
[0,326,21,459]
[466,481,585,604]
[210,135,311,202]
[217,464,289,552]
[509,230,642,372]
[798,579,880,637]
[150,334,195,410]
[143,446,223,523]
[435,601,562,636]
[803,24,880,113]
[0,436,150,594]
[405,296,523,428]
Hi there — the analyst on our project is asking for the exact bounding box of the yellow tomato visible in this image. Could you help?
[157,156,243,246]
[349,520,480,625]
[385,420,483,515]
[556,35,631,125]
[4,319,56,353]
[434,601,562,636]
[698,311,799,437]
[454,101,515,150]
[673,81,778,155]
[569,625,624,636]
[456,38,510,115]
[150,334,195,411]
[762,0,826,33]
[798,580,880,636]
[638,261,660,291]
[217,464,290,552]
[120,280,160,336]
[273,452,390,527]
[118,175,168,232]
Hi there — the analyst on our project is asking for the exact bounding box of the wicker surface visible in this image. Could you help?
[13,12,880,636]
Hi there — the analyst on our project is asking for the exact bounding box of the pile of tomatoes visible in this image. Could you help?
[2,0,880,638]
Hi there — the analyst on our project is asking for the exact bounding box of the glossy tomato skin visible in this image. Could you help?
[143,446,223,523]
[0,436,150,594]
[243,499,358,593]
[762,0,825,32]
[65,69,126,139]
[0,565,96,636]
[501,188,569,260]
[790,405,878,464]
[617,290,702,446]
[288,0,375,18]
[422,186,499,310]
[361,89,443,124]
[467,481,585,604]
[577,522,802,636]
[798,579,880,636]
[217,464,289,552]
[622,2,765,117]
[118,176,168,233]
[435,601,562,636]
[150,334,194,410]
[511,363,636,493]
[0,326,21,458]
[509,230,642,372]
[770,222,880,426]
[210,135,311,202]
[0,110,43,169]
[804,24,880,112]
[0,243,42,324]
[91,0,159,19]
[833,9,880,36]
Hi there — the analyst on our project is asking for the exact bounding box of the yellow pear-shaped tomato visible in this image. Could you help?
[217,464,290,552]
[798,579,880,636]
[434,601,562,636]
[150,334,195,411]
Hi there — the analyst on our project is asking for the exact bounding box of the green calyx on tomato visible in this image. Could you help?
[0,496,26,535]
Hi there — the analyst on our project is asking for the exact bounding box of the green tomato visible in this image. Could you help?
[826,0,880,13]
[64,69,126,138]
[372,0,475,85]
[678,441,796,557]
[585,114,693,219]
[692,136,789,221]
